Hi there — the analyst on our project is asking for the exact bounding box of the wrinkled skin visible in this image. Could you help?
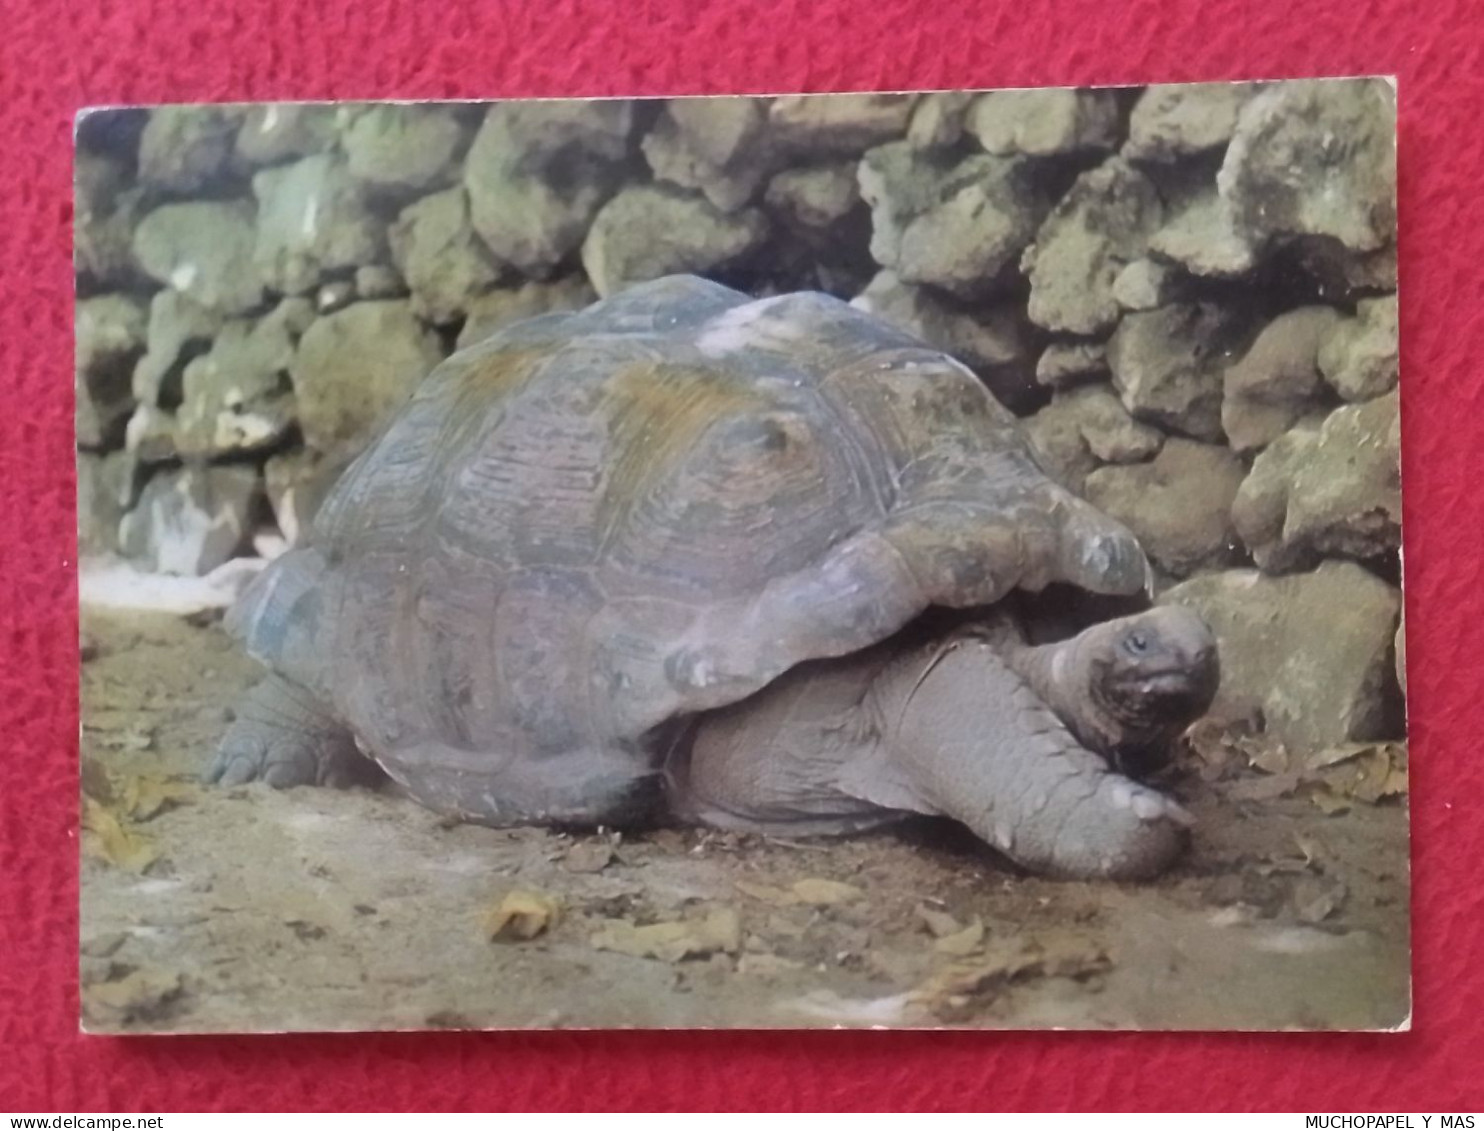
[1004,604,1220,777]
[670,606,1218,881]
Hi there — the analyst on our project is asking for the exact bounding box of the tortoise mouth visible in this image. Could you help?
[1127,670,1205,697]
[1104,659,1219,727]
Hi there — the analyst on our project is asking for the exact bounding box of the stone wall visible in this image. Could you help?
[74,80,1404,753]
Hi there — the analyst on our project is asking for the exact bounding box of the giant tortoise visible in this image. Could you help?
[209,276,1218,880]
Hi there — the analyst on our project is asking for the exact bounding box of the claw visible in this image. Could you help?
[213,754,262,788]
[1163,798,1196,827]
[205,732,268,786]
[206,676,369,791]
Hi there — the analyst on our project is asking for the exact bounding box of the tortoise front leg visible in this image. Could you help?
[848,636,1193,881]
[205,673,382,790]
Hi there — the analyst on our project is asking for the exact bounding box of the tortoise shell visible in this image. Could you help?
[234,276,1149,816]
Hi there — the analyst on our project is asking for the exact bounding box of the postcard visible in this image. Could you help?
[76,79,1406,1032]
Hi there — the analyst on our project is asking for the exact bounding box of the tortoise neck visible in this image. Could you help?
[1005,635,1123,759]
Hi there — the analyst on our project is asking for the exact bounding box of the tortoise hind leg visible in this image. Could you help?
[206,673,382,790]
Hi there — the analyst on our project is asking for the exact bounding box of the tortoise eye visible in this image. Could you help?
[1123,631,1150,656]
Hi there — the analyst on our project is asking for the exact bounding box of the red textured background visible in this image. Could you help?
[2,0,1480,1112]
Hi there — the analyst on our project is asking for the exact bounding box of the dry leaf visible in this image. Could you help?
[1182,717,1231,762]
[1308,742,1406,804]
[1226,772,1302,802]
[1306,742,1377,770]
[563,841,614,874]
[121,775,195,821]
[735,879,794,905]
[1291,876,1348,923]
[1247,741,1292,776]
[80,933,129,959]
[933,916,985,957]
[1255,855,1313,877]
[912,934,1109,1017]
[914,903,963,938]
[589,908,741,962]
[1036,932,1115,978]
[735,878,865,907]
[737,953,805,978]
[1381,768,1409,798]
[790,878,864,906]
[99,726,155,753]
[1310,789,1353,816]
[82,968,183,1025]
[484,889,559,942]
[82,797,158,872]
[1183,716,1275,780]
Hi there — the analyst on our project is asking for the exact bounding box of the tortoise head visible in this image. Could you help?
[1077,605,1220,775]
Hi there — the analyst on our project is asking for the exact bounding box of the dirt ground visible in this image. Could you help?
[78,608,1412,1034]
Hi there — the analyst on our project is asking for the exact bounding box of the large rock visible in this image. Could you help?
[123,404,179,464]
[388,187,503,324]
[290,300,444,453]
[1124,83,1254,163]
[764,162,861,233]
[1221,306,1343,453]
[768,94,915,155]
[1163,562,1403,753]
[464,101,633,275]
[1219,78,1396,255]
[1023,158,1164,334]
[174,299,312,458]
[1232,392,1401,573]
[1024,384,1164,494]
[965,88,1120,157]
[77,450,141,556]
[355,263,408,301]
[253,155,388,295]
[1107,302,1253,441]
[133,201,265,314]
[119,465,259,576]
[1318,295,1399,402]
[668,98,768,167]
[1147,186,1258,279]
[1035,341,1108,390]
[137,107,238,192]
[131,290,225,406]
[858,143,1049,298]
[1083,438,1245,577]
[906,93,975,151]
[643,99,771,213]
[456,277,597,350]
[850,271,1037,411]
[235,104,336,167]
[342,105,466,192]
[581,185,770,298]
[1227,419,1319,576]
[75,152,144,288]
[75,294,148,449]
[1111,257,1185,311]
